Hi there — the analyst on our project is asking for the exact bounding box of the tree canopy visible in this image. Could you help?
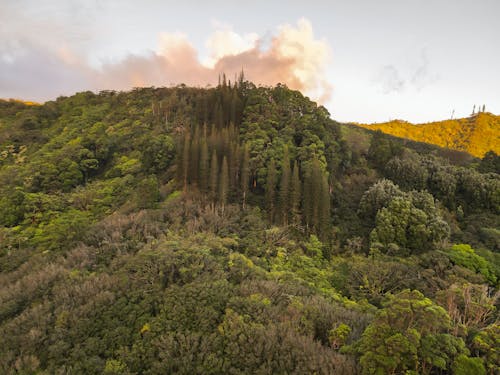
[0,82,498,374]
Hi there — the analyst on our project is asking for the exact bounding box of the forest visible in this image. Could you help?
[354,112,500,158]
[0,77,499,374]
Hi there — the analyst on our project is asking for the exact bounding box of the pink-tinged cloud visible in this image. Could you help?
[1,19,332,103]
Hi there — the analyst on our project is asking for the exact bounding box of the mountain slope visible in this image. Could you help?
[353,112,500,157]
[0,84,498,374]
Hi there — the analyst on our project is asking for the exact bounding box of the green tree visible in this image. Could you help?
[302,157,326,234]
[209,150,219,203]
[189,130,200,186]
[219,156,229,210]
[369,194,450,255]
[472,324,500,373]
[182,132,191,191]
[58,158,84,191]
[278,145,291,225]
[0,188,25,227]
[451,354,486,375]
[228,142,240,196]
[241,143,250,209]
[358,179,403,221]
[136,175,160,209]
[358,290,467,375]
[79,155,99,183]
[368,131,396,168]
[319,173,331,241]
[302,160,317,231]
[104,359,128,374]
[311,158,322,231]
[141,134,175,174]
[289,161,301,227]
[329,323,351,350]
[478,151,500,174]
[266,159,277,222]
[385,152,428,191]
[199,138,209,193]
[445,244,497,285]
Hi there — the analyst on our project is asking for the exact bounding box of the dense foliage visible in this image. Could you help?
[355,112,500,158]
[0,80,498,374]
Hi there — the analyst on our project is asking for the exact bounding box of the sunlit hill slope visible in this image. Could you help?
[353,112,499,158]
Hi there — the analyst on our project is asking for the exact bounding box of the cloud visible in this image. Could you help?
[377,65,405,94]
[0,18,332,104]
[203,23,259,68]
[0,41,92,100]
[375,49,439,94]
[411,49,439,90]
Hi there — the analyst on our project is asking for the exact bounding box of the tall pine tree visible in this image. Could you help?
[266,159,277,223]
[289,160,301,227]
[241,143,250,209]
[219,156,229,211]
[302,157,322,232]
[182,131,191,191]
[279,145,291,225]
[229,142,240,196]
[302,163,313,230]
[319,173,331,242]
[199,138,209,193]
[209,150,218,204]
[190,128,200,186]
[311,158,322,231]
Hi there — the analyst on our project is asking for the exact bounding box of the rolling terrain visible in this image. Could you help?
[0,83,498,374]
[353,112,500,158]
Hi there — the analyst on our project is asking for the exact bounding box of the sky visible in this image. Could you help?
[1,0,499,123]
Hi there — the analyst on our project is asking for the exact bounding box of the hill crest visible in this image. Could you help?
[352,112,499,157]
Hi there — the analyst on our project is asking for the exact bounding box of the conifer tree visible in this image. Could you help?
[319,173,331,241]
[230,91,238,126]
[209,150,218,203]
[209,124,217,151]
[311,158,322,231]
[279,146,291,225]
[266,159,277,223]
[230,90,243,126]
[190,128,199,186]
[175,137,184,187]
[303,158,323,232]
[237,69,245,89]
[221,127,231,161]
[213,128,224,161]
[182,131,191,191]
[289,160,301,226]
[215,101,224,129]
[219,156,229,211]
[241,143,250,209]
[199,138,209,193]
[302,163,313,230]
[229,142,240,195]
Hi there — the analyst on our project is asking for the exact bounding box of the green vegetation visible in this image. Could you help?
[0,80,498,374]
[355,112,500,158]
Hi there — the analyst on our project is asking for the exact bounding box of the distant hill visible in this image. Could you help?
[2,98,40,106]
[353,112,500,158]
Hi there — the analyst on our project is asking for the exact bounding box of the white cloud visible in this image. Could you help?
[377,65,405,94]
[1,18,333,104]
[203,26,258,68]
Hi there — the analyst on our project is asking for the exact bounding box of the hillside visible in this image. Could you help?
[353,112,500,158]
[0,83,499,374]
